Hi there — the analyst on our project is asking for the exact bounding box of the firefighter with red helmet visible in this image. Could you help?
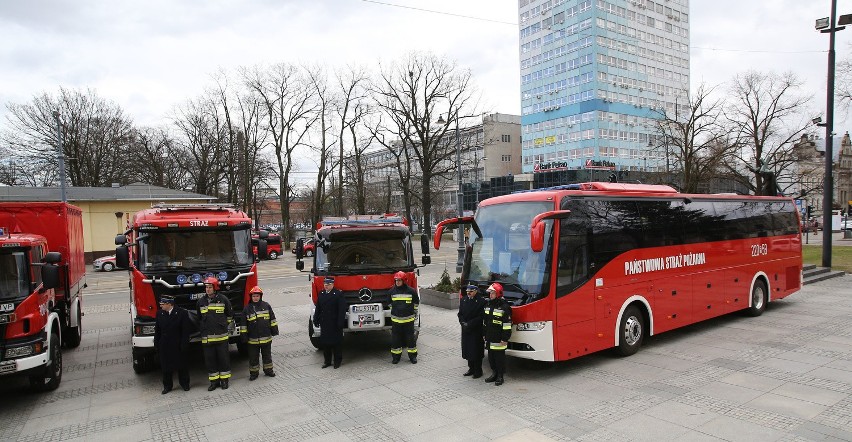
[483,283,512,386]
[240,286,278,380]
[389,271,419,364]
[197,276,233,391]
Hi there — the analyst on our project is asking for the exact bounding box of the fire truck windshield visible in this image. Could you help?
[0,251,29,300]
[139,229,253,271]
[316,229,412,273]
[468,201,554,305]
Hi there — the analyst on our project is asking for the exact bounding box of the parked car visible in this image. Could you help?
[93,254,123,272]
[842,220,852,231]
[292,238,315,256]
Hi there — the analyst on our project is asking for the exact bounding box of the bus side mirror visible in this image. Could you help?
[116,246,130,269]
[115,234,127,245]
[42,264,59,290]
[531,222,546,252]
[433,225,445,250]
[420,235,431,265]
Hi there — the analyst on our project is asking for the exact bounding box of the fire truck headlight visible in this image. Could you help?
[134,325,156,336]
[5,344,35,359]
[516,321,547,331]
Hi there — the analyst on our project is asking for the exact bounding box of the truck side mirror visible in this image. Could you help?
[116,245,130,269]
[258,230,269,239]
[258,239,268,260]
[44,252,61,264]
[420,235,431,265]
[295,238,304,260]
[296,261,304,271]
[114,234,127,245]
[41,264,59,290]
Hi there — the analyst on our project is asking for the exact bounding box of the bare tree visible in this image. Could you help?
[332,66,369,216]
[724,71,813,195]
[172,92,228,197]
[305,65,338,221]
[243,63,318,245]
[3,87,134,187]
[127,126,190,189]
[651,84,730,193]
[372,52,481,237]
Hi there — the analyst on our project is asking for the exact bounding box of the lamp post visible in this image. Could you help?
[474,149,486,208]
[436,115,465,273]
[815,4,851,267]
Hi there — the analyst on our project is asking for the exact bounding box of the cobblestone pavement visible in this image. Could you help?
[3,277,852,441]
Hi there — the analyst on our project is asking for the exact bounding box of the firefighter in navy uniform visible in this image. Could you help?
[240,286,278,380]
[197,276,233,391]
[154,295,192,394]
[389,271,419,364]
[483,283,512,386]
[458,284,486,378]
[313,276,347,368]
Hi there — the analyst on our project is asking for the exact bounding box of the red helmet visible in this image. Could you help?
[249,286,263,296]
[203,276,220,290]
[486,283,504,298]
[393,271,406,280]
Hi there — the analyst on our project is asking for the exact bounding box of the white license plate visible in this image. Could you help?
[352,304,381,313]
[0,302,13,312]
[189,293,202,300]
[0,361,16,374]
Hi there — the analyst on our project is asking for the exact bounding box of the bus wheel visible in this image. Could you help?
[616,306,644,357]
[746,280,767,317]
[309,320,321,349]
[30,331,62,391]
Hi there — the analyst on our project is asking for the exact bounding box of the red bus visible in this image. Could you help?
[433,182,802,362]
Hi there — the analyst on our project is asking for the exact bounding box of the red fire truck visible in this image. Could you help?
[294,215,431,347]
[115,204,259,373]
[434,182,802,362]
[0,202,86,391]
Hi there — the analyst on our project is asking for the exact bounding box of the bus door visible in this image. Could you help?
[554,218,596,358]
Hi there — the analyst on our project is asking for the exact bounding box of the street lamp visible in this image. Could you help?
[815,3,851,267]
[436,114,465,273]
[474,150,486,207]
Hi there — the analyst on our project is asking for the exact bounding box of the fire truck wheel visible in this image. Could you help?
[132,348,153,374]
[268,251,278,260]
[308,320,321,349]
[615,305,644,357]
[745,280,767,317]
[30,331,62,392]
[63,303,82,348]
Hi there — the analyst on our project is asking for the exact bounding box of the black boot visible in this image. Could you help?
[391,355,401,364]
[495,376,504,386]
[221,379,229,390]
[472,371,483,379]
[264,371,276,377]
[249,372,259,381]
[322,361,332,368]
[409,355,417,364]
[463,369,474,376]
[208,381,219,391]
[484,373,497,383]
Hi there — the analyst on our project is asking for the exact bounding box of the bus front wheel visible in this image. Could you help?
[745,280,767,317]
[615,306,644,357]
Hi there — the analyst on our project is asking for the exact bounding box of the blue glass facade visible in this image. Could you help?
[518,0,690,173]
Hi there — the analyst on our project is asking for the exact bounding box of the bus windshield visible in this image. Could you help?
[469,201,554,305]
[139,229,253,271]
[0,250,29,300]
[316,229,412,274]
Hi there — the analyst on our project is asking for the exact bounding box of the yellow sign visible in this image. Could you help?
[534,138,544,146]
[545,135,556,144]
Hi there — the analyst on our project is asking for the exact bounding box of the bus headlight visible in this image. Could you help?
[516,321,546,331]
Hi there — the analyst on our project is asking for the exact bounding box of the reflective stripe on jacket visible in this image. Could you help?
[483,298,512,344]
[241,300,279,345]
[197,293,233,344]
[389,284,419,323]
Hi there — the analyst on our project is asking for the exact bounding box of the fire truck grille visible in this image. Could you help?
[341,288,393,309]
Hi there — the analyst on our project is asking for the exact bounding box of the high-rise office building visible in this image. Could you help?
[518,0,690,175]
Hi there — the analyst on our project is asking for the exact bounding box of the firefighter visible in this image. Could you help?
[313,276,347,368]
[389,271,419,364]
[458,284,486,378]
[483,283,512,386]
[154,295,192,394]
[240,286,278,380]
[197,276,233,391]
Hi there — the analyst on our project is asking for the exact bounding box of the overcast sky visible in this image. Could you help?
[1,1,850,141]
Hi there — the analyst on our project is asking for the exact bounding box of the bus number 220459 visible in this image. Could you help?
[751,244,768,257]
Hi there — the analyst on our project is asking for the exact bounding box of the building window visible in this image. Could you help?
[501,134,511,143]
[502,155,512,162]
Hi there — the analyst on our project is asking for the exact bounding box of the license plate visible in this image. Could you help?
[189,293,202,300]
[352,304,380,313]
[0,361,16,374]
[0,303,13,312]
[0,314,14,324]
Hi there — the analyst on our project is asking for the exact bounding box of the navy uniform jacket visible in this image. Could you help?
[313,288,347,345]
[458,294,486,359]
[154,306,192,371]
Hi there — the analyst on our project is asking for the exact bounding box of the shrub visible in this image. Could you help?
[433,268,454,292]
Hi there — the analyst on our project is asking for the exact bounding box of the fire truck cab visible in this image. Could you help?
[294,215,431,348]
